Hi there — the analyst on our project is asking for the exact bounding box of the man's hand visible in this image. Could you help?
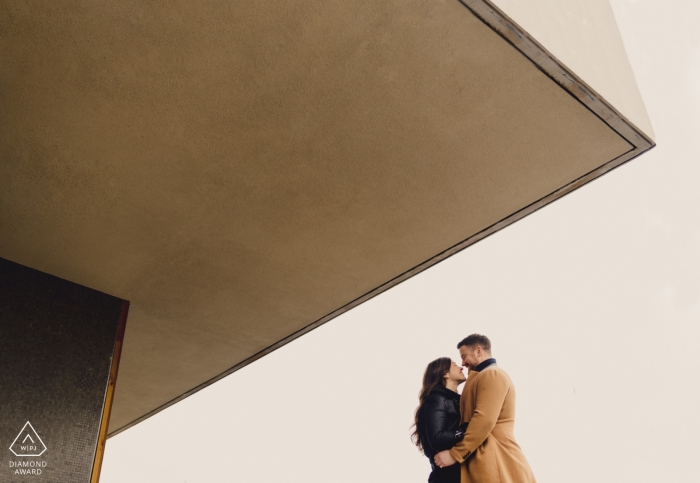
[434,450,457,468]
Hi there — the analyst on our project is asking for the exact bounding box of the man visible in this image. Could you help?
[434,334,536,483]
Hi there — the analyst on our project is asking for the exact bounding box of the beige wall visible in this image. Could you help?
[490,0,654,140]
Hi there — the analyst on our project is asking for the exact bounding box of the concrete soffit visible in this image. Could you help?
[0,0,655,437]
[104,0,654,437]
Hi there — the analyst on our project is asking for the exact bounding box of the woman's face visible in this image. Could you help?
[445,360,467,384]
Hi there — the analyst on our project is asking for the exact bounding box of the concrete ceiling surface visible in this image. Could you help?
[0,0,635,434]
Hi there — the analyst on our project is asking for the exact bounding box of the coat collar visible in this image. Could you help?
[430,384,461,400]
[473,358,497,372]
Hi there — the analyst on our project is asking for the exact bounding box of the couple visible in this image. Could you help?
[412,334,537,483]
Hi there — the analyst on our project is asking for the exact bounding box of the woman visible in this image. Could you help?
[412,357,467,483]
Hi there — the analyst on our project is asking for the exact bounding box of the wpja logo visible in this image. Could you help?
[8,422,48,476]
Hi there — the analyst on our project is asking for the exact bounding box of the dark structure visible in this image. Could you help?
[0,258,128,483]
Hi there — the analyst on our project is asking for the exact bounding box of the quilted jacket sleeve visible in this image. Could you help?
[423,395,461,452]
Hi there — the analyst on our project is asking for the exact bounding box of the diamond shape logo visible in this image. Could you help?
[9,422,47,457]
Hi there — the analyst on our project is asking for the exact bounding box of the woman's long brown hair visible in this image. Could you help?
[411,357,452,452]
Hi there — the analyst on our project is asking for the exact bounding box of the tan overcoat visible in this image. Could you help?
[448,365,536,483]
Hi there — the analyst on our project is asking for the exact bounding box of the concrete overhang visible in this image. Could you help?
[0,0,653,436]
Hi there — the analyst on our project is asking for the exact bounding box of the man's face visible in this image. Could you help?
[459,345,481,371]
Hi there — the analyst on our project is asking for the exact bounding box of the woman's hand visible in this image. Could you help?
[434,450,457,468]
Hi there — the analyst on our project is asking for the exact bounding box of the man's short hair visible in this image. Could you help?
[457,334,492,352]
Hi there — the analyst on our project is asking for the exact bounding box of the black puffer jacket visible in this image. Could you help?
[418,385,464,483]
